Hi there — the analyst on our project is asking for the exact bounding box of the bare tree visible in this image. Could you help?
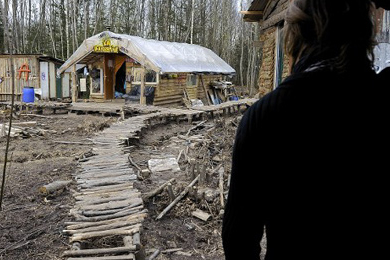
[0,0,260,92]
[2,0,8,53]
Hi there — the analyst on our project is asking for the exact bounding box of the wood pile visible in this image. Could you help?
[0,121,57,138]
[126,116,245,259]
[141,117,242,221]
[207,80,237,104]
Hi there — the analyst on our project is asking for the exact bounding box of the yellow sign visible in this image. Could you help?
[93,38,119,53]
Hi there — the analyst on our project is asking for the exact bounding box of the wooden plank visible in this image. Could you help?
[64,219,145,235]
[199,75,211,106]
[63,246,137,257]
[70,225,141,242]
[260,9,287,31]
[71,203,144,221]
[80,203,142,217]
[76,170,134,180]
[75,191,140,204]
[74,184,134,196]
[65,211,147,230]
[75,198,142,211]
[78,175,137,189]
[263,0,279,19]
[192,209,211,221]
[67,255,135,260]
[239,10,263,15]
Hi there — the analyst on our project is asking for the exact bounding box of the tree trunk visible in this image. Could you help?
[190,0,194,44]
[84,0,89,40]
[72,0,78,50]
[3,0,8,53]
[65,0,70,57]
[12,0,18,52]
[48,0,57,57]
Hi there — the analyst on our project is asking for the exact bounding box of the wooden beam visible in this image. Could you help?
[244,19,263,23]
[140,68,146,105]
[260,9,287,31]
[239,11,264,15]
[263,0,279,20]
[71,65,77,103]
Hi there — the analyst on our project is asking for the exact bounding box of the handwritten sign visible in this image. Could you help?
[93,38,119,53]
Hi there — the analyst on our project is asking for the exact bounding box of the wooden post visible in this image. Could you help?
[71,65,77,102]
[200,75,211,106]
[166,183,176,201]
[140,68,146,105]
[189,159,196,180]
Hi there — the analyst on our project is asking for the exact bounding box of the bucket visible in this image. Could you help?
[22,86,35,103]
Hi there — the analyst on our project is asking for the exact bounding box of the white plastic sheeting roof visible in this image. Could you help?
[57,31,236,75]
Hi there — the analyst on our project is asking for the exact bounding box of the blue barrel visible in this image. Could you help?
[22,86,35,103]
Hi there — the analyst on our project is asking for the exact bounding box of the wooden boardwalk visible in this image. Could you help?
[61,109,211,259]
[62,117,152,260]
[67,102,126,117]
[0,100,71,114]
[0,98,258,120]
[60,98,257,259]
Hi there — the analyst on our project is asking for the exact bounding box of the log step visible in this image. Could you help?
[67,255,135,260]
[63,246,137,257]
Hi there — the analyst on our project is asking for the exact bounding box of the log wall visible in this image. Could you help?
[154,73,223,107]
[257,0,290,98]
[154,73,187,106]
[258,27,276,97]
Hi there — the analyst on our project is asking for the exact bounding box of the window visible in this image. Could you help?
[132,68,143,83]
[187,74,198,86]
[274,24,285,89]
[146,70,157,83]
[90,68,103,94]
[132,68,158,84]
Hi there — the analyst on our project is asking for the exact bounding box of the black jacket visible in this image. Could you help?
[222,66,389,260]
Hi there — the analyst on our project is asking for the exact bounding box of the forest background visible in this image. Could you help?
[0,0,260,95]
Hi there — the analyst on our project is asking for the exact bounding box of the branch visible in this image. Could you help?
[1,29,16,211]
[156,175,200,220]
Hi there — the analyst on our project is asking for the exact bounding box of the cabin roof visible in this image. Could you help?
[57,31,236,75]
[243,0,267,22]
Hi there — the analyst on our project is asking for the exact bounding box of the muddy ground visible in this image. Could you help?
[0,108,244,260]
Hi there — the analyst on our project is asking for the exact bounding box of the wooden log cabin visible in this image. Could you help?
[57,31,236,106]
[0,54,69,102]
[243,0,390,97]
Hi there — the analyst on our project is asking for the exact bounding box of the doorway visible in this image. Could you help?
[115,62,126,97]
[104,54,115,100]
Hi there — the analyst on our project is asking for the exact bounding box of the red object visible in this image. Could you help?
[17,63,31,81]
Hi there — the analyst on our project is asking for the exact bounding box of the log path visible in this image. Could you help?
[63,109,208,259]
[61,98,258,259]
[63,115,154,260]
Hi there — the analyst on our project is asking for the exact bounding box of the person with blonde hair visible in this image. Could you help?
[222,1,389,259]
